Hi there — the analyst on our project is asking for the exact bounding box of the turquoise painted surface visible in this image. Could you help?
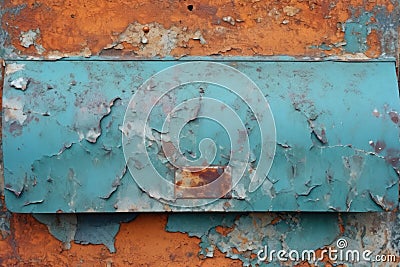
[2,60,399,212]
[344,11,374,53]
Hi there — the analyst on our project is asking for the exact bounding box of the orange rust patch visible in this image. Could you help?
[215,225,234,236]
[338,213,345,234]
[231,247,240,255]
[364,0,395,12]
[2,0,381,58]
[175,166,232,199]
[270,215,282,225]
[365,29,382,58]
[0,214,242,266]
[115,214,242,266]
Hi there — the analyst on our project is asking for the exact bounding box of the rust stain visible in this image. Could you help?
[175,166,232,199]
[369,140,387,154]
[389,111,399,124]
[363,0,395,12]
[215,225,234,237]
[385,148,400,168]
[338,213,345,234]
[1,0,378,57]
[270,216,283,225]
[365,29,382,58]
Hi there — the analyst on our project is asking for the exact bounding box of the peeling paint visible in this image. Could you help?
[1,1,399,58]
[2,60,399,212]
[74,214,137,253]
[0,2,26,57]
[34,213,137,252]
[0,0,400,265]
[10,77,29,90]
[102,22,206,57]
[343,5,400,55]
[5,63,24,76]
[166,213,237,238]
[34,214,77,249]
[166,213,340,266]
[3,97,27,125]
[19,29,45,54]
[165,212,400,266]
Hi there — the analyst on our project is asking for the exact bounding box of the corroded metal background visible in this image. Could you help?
[1,0,400,266]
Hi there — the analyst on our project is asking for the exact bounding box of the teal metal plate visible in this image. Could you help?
[2,59,399,212]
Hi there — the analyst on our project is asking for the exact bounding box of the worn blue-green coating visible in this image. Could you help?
[2,59,399,212]
[344,11,374,53]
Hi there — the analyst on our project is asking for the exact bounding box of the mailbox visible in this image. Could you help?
[2,58,399,212]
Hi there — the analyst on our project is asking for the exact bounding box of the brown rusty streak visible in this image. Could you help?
[175,166,232,199]
[389,111,399,124]
[369,140,387,154]
[385,148,400,168]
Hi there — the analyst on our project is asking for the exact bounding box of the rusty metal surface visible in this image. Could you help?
[175,166,232,199]
[0,1,400,266]
[2,59,399,212]
[1,1,399,59]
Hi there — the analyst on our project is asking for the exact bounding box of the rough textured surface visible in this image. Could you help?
[0,0,399,59]
[0,214,243,266]
[2,60,399,212]
[0,0,400,266]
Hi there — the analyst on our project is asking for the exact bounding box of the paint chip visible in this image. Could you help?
[5,63,25,76]
[222,16,236,25]
[3,97,27,125]
[20,29,40,48]
[10,77,29,90]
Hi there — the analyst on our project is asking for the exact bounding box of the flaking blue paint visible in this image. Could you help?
[166,213,238,237]
[343,5,400,54]
[344,11,374,53]
[2,59,399,212]
[34,213,137,252]
[74,213,137,252]
[34,214,77,249]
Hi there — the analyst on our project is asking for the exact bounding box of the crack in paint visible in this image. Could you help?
[99,164,127,200]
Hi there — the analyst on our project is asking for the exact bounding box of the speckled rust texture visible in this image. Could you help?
[2,0,396,57]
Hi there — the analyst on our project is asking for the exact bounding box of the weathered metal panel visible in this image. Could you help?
[2,59,399,212]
